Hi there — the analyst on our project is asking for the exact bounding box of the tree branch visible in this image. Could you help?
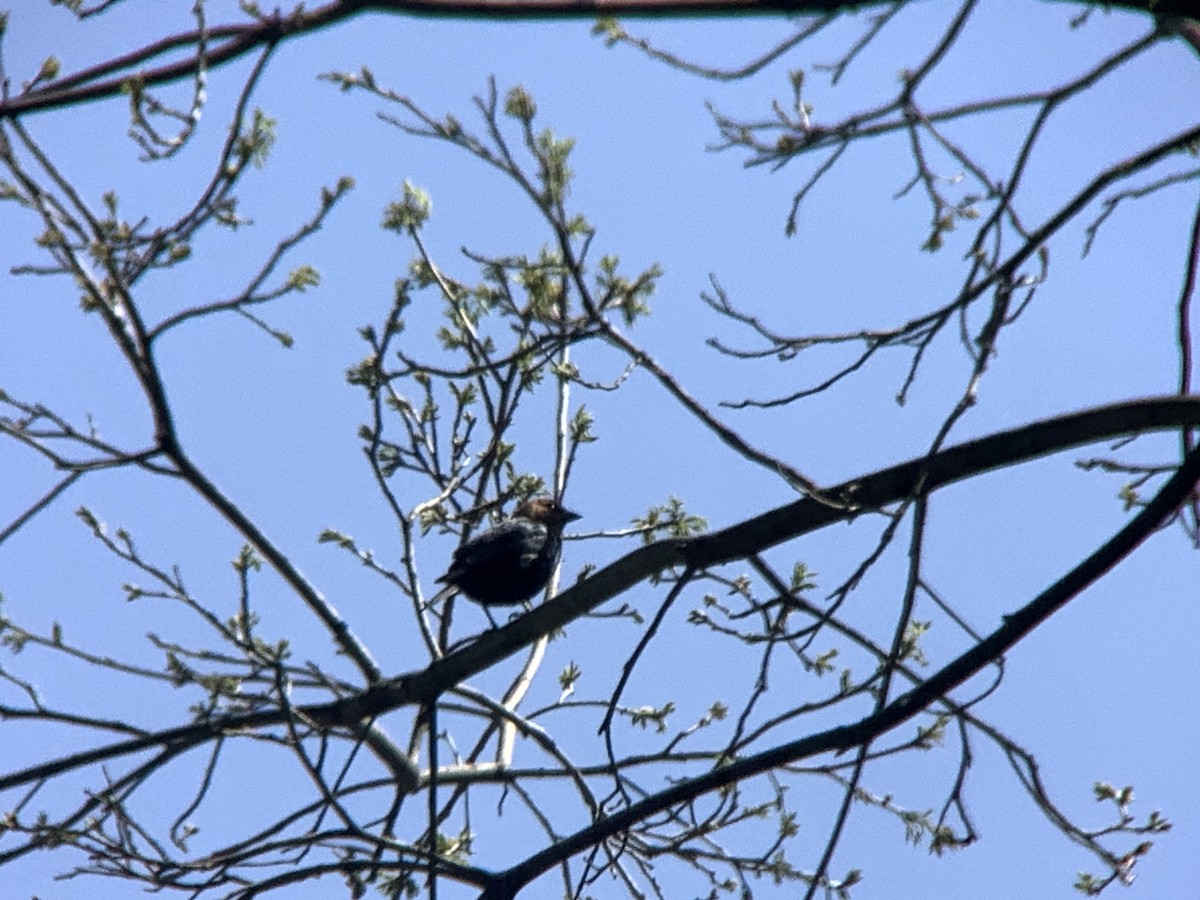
[4,2,1194,120]
[480,419,1200,899]
[5,394,1197,797]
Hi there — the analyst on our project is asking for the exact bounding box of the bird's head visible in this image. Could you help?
[514,497,581,528]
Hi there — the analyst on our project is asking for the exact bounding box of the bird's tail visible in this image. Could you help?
[423,582,457,611]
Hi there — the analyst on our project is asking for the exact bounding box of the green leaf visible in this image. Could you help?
[503,85,536,122]
[382,180,432,232]
[286,265,320,291]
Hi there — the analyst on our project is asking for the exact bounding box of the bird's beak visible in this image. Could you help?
[561,508,582,523]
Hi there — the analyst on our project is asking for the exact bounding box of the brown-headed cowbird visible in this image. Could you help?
[436,497,580,608]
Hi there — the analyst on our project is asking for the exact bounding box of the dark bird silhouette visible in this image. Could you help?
[436,497,580,608]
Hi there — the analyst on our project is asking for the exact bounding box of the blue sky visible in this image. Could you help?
[2,2,1199,898]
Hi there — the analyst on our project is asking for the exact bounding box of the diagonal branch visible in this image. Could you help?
[5,2,1194,120]
[4,394,1198,797]
[480,420,1200,899]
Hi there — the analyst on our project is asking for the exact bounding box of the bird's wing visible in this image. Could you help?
[448,520,547,574]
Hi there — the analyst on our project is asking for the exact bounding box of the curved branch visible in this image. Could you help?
[481,420,1200,899]
[5,394,1197,797]
[5,2,1193,121]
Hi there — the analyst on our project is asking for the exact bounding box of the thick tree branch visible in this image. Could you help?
[4,394,1197,797]
[480,417,1200,899]
[3,2,1194,120]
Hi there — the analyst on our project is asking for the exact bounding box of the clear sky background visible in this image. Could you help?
[2,1,1199,898]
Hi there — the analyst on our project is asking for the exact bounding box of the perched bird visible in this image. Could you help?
[436,497,580,608]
